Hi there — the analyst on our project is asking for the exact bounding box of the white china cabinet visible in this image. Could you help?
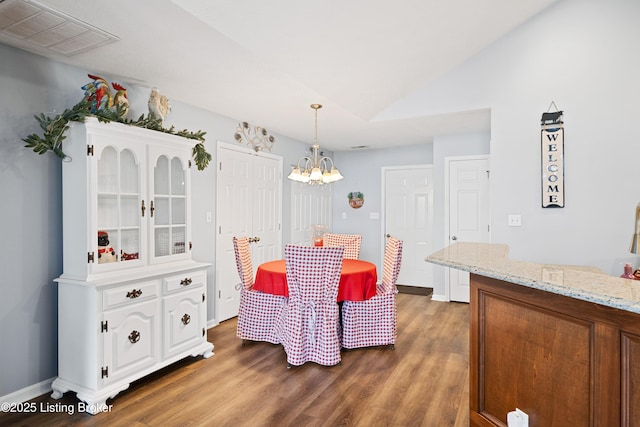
[51,118,213,414]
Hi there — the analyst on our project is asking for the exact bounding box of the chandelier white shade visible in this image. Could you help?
[287,104,343,185]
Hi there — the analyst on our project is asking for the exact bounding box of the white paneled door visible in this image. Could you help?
[446,155,490,303]
[290,182,332,246]
[215,143,282,322]
[384,166,434,287]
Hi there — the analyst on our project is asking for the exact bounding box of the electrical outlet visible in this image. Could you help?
[516,408,529,427]
[508,214,522,227]
[507,408,529,427]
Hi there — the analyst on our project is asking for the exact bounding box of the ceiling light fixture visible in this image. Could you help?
[287,104,343,185]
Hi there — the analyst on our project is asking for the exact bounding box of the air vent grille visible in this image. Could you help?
[0,0,118,57]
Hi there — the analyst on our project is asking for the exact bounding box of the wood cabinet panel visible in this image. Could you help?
[622,332,640,426]
[480,292,591,426]
[471,274,626,427]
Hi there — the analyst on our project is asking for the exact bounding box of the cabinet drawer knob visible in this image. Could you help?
[126,289,142,299]
[180,277,193,286]
[128,330,141,344]
[181,314,191,325]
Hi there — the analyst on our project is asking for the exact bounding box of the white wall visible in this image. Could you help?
[488,0,640,274]
[391,0,640,275]
[1,44,80,399]
[331,145,433,272]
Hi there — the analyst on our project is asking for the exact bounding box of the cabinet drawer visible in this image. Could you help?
[164,271,205,293]
[103,281,159,310]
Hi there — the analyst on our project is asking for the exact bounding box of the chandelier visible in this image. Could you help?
[287,104,344,185]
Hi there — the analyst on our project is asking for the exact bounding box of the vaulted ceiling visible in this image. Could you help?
[0,0,558,150]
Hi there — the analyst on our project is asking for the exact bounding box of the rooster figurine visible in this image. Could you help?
[111,82,129,118]
[148,87,170,124]
[82,74,112,113]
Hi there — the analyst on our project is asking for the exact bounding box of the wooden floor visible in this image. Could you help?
[1,293,470,427]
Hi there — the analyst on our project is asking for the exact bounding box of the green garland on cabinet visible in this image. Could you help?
[23,99,212,170]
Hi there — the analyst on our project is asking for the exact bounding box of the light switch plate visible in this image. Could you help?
[508,214,522,227]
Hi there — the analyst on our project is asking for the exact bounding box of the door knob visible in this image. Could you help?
[248,236,261,243]
[451,236,457,241]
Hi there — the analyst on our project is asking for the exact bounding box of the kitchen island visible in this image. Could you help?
[426,242,640,427]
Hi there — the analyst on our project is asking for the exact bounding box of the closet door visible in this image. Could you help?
[290,183,332,246]
[215,143,282,322]
[383,166,433,287]
[446,155,490,303]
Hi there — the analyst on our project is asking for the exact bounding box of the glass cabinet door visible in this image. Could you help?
[97,146,143,267]
[152,154,188,262]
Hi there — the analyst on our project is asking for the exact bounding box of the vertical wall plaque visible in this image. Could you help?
[541,106,564,208]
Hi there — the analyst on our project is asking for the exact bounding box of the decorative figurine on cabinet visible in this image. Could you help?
[111,82,129,118]
[82,74,112,113]
[98,231,117,263]
[148,87,171,124]
[81,74,129,117]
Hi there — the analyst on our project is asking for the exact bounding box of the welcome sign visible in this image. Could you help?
[541,110,564,208]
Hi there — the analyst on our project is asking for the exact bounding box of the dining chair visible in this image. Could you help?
[341,236,403,350]
[323,233,362,260]
[278,244,344,368]
[234,236,287,345]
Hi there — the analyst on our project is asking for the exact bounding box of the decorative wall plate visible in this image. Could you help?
[348,192,364,209]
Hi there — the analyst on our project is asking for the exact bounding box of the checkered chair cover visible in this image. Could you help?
[234,237,287,345]
[277,245,344,367]
[323,233,362,260]
[341,236,403,349]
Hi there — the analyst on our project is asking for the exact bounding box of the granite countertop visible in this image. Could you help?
[425,242,640,314]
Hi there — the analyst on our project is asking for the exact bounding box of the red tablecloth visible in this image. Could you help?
[253,259,377,302]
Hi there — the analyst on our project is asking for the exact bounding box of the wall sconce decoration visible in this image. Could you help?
[348,192,364,209]
[541,102,564,208]
[234,121,275,152]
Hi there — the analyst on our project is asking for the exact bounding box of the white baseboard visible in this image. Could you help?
[206,319,219,329]
[1,377,54,404]
[431,293,449,302]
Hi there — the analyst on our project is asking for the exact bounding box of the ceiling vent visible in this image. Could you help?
[0,0,118,57]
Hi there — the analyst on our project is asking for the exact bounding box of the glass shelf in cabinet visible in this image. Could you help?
[98,195,118,229]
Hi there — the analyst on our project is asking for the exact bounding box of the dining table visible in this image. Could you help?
[253,259,378,302]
